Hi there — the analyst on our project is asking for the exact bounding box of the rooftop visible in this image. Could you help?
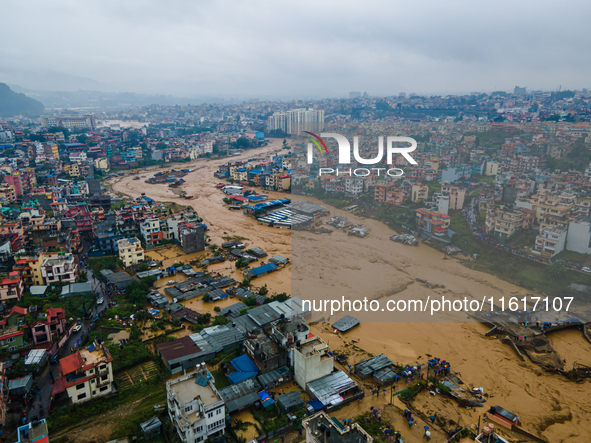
[169,370,222,408]
[297,336,329,358]
[303,411,372,443]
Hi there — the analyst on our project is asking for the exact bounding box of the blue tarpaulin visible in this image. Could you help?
[307,400,324,411]
[231,355,259,373]
[259,390,275,408]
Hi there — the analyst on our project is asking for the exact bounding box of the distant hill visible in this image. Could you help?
[0,82,45,117]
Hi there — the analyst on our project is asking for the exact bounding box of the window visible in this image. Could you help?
[100,386,109,392]
[207,412,214,418]
[101,374,108,381]
[8,346,18,352]
[76,383,85,390]
[186,405,193,413]
[77,393,87,400]
[6,337,15,343]
[216,408,222,415]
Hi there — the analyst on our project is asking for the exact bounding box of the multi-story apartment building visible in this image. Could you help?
[30,307,66,347]
[117,238,144,267]
[566,218,591,255]
[441,185,466,210]
[167,364,226,443]
[41,114,96,130]
[0,184,15,203]
[0,272,24,301]
[535,227,567,257]
[536,198,571,230]
[411,184,428,202]
[275,174,291,192]
[267,108,324,135]
[0,306,27,352]
[179,224,205,254]
[484,160,499,176]
[492,209,523,239]
[140,218,163,247]
[55,341,115,404]
[293,336,334,389]
[40,253,78,284]
[343,177,363,195]
[415,208,451,237]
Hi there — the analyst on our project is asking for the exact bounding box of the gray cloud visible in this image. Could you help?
[1,0,590,97]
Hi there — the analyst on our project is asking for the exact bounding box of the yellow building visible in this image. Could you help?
[0,185,16,203]
[411,184,428,202]
[94,157,109,171]
[117,238,144,267]
[50,143,60,159]
[64,163,81,177]
[275,174,291,191]
[485,161,499,176]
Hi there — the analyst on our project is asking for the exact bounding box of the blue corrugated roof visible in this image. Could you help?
[247,263,277,276]
[227,371,258,384]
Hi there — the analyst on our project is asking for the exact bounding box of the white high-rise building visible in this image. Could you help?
[267,108,324,135]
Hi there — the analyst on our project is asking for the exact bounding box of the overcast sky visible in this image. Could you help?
[1,0,590,98]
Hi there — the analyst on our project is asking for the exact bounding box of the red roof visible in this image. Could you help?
[59,352,84,375]
[52,377,66,395]
[9,306,26,315]
[434,227,447,232]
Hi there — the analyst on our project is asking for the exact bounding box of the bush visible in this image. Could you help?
[258,284,268,296]
[235,259,248,269]
[214,306,221,312]
[213,316,230,326]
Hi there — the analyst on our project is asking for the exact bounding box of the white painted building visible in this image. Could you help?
[167,364,226,443]
[56,342,115,404]
[567,219,591,254]
[535,227,567,257]
[344,176,364,195]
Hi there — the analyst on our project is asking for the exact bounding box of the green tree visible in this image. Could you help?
[214,306,221,312]
[202,293,211,302]
[198,313,212,325]
[258,284,268,296]
[235,137,252,150]
[239,308,249,316]
[548,262,567,279]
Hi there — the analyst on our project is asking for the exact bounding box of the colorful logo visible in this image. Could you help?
[303,131,328,154]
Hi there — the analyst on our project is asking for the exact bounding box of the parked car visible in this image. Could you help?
[73,322,82,333]
[97,297,104,305]
[582,267,591,273]
[50,353,60,364]
[167,280,177,285]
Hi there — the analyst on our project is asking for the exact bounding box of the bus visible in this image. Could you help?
[346,205,358,212]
